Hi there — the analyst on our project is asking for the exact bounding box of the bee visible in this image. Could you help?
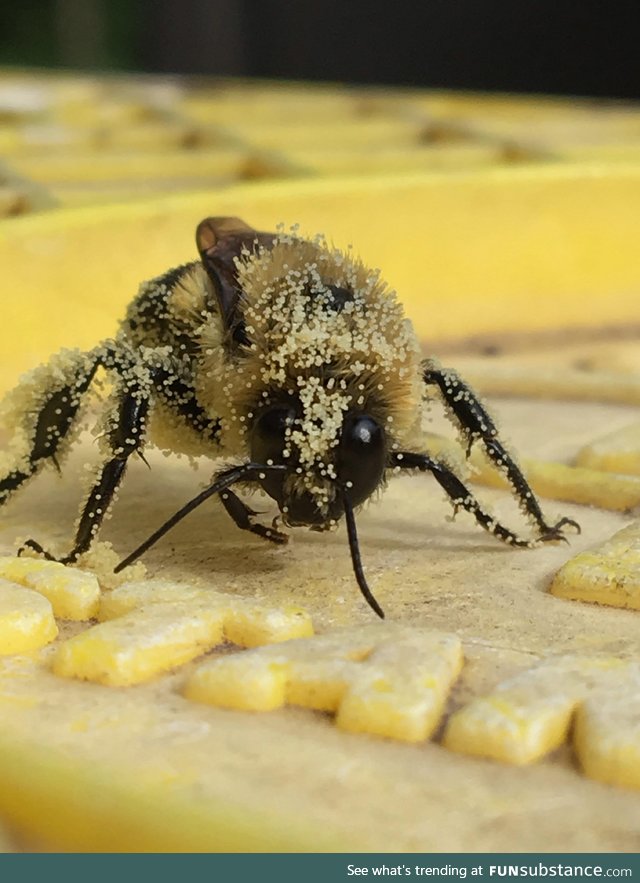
[0,217,579,618]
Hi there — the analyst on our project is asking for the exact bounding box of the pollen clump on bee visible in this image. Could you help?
[0,348,98,505]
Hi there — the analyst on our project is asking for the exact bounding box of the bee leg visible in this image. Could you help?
[115,463,288,572]
[219,489,288,545]
[391,451,534,547]
[157,370,221,444]
[21,377,152,565]
[1,350,101,509]
[422,360,580,541]
[18,538,58,560]
[63,382,152,564]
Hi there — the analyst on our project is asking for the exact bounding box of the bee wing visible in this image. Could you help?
[196,217,274,346]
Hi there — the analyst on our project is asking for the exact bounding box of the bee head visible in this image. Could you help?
[250,401,387,528]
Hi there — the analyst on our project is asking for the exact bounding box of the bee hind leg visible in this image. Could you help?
[1,349,102,511]
[61,379,153,564]
[20,368,152,564]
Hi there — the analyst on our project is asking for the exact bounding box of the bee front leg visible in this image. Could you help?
[422,360,580,541]
[391,451,535,547]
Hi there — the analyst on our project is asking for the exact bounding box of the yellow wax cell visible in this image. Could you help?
[24,567,100,621]
[336,631,463,742]
[574,682,640,790]
[0,578,58,655]
[12,149,251,185]
[550,521,640,610]
[443,656,628,765]
[226,118,425,151]
[460,363,640,406]
[473,456,640,512]
[52,601,227,686]
[98,579,209,620]
[0,185,30,217]
[185,628,383,713]
[0,555,66,583]
[56,582,314,686]
[99,579,313,645]
[0,556,100,621]
[424,434,640,512]
[223,603,313,648]
[185,654,290,712]
[105,121,198,152]
[444,688,578,765]
[185,625,396,711]
[282,143,502,178]
[576,422,640,477]
[185,626,463,743]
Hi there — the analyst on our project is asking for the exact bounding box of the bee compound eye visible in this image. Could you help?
[250,404,298,504]
[337,414,386,506]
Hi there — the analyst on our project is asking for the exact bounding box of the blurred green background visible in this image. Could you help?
[0,1,138,70]
[1,0,637,98]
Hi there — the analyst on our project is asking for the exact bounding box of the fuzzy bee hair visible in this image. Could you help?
[0,217,579,617]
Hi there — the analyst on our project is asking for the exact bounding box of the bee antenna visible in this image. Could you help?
[341,490,385,619]
[114,462,286,573]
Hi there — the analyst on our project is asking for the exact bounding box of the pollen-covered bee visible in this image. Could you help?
[0,217,579,617]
